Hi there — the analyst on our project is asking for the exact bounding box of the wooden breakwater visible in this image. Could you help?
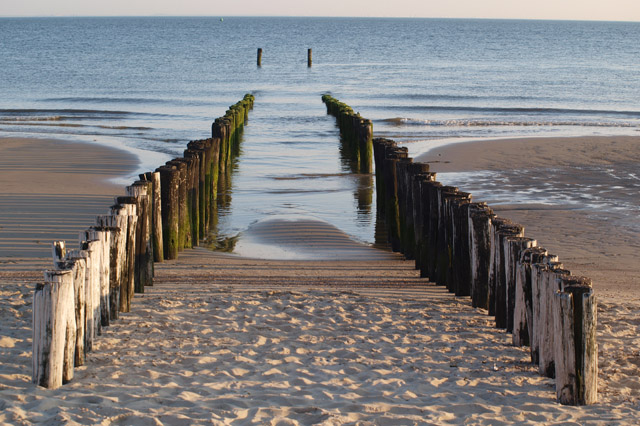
[373,136,597,406]
[322,94,373,174]
[32,94,254,389]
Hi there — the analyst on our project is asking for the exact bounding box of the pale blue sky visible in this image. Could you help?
[1,0,639,22]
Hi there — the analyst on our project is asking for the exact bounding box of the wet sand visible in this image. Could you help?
[0,137,138,259]
[416,135,640,303]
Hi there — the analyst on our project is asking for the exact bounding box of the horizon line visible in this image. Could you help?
[0,15,639,23]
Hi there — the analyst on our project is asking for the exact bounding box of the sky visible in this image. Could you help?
[1,0,640,22]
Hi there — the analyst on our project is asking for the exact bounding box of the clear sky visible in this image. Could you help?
[1,0,640,22]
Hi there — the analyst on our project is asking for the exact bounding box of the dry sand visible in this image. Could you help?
[1,136,640,424]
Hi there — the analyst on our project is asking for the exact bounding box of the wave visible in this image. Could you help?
[380,117,636,128]
[41,96,214,107]
[378,105,640,117]
[0,108,174,121]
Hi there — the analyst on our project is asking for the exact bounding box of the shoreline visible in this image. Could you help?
[415,135,640,302]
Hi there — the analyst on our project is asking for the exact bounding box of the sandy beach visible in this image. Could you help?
[1,136,640,424]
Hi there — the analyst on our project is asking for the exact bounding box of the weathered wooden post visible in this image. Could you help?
[52,241,66,269]
[111,200,138,312]
[127,181,153,291]
[33,269,77,389]
[63,251,87,366]
[488,218,524,326]
[141,171,164,263]
[504,236,537,332]
[80,228,111,328]
[308,48,312,67]
[450,192,472,296]
[96,215,127,320]
[513,246,547,347]
[554,276,597,405]
[538,263,571,377]
[257,48,262,67]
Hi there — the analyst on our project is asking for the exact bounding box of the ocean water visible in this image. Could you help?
[1,17,639,246]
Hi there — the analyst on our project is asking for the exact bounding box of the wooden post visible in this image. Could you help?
[111,201,138,312]
[167,160,189,250]
[468,203,493,309]
[504,236,536,333]
[96,215,127,320]
[554,276,597,405]
[157,164,179,260]
[450,192,472,296]
[538,264,571,377]
[64,250,87,366]
[513,246,547,347]
[33,269,76,389]
[142,171,164,263]
[80,228,111,328]
[257,48,262,67]
[52,241,66,269]
[127,181,153,291]
[307,48,312,67]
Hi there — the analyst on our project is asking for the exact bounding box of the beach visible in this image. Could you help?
[1,135,640,424]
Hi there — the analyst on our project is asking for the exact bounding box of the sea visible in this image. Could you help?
[1,17,639,248]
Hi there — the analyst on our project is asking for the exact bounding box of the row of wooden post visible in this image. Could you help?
[372,137,597,405]
[257,48,312,67]
[321,94,373,174]
[32,94,255,389]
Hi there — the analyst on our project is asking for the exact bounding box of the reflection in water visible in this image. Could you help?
[206,95,381,256]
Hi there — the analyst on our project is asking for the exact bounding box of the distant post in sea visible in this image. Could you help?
[308,48,312,67]
[257,48,263,67]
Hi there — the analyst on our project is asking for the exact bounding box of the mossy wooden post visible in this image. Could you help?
[504,236,537,333]
[96,215,127,320]
[382,147,408,252]
[157,164,179,260]
[257,48,262,67]
[468,203,493,309]
[307,48,312,67]
[167,160,189,250]
[554,277,597,405]
[513,247,547,347]
[187,140,209,235]
[142,171,163,264]
[33,269,76,389]
[184,149,201,245]
[63,251,87,366]
[359,119,373,174]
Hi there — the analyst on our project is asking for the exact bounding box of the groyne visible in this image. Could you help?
[372,136,597,406]
[32,94,254,389]
[321,94,373,174]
